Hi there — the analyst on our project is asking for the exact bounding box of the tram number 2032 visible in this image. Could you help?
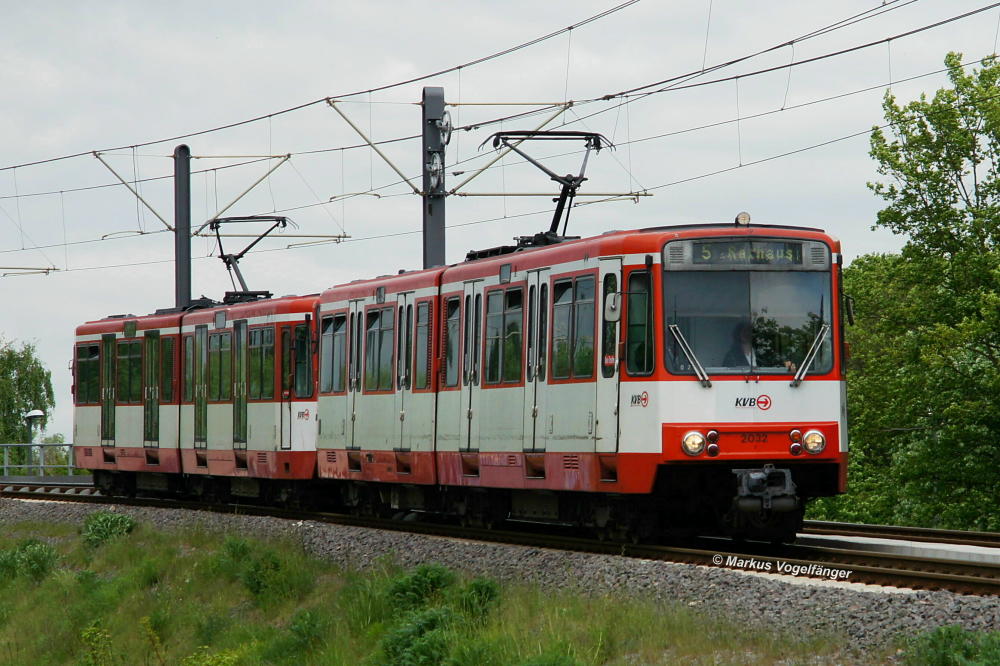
[740,432,769,443]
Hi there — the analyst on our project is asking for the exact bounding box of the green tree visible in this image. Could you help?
[814,53,1000,529]
[0,337,55,443]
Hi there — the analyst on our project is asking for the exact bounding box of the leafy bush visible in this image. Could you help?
[454,577,500,621]
[288,609,324,650]
[79,622,116,666]
[375,606,454,666]
[82,511,137,547]
[388,563,456,611]
[0,539,58,583]
[904,625,1000,665]
[208,538,313,606]
[241,551,282,597]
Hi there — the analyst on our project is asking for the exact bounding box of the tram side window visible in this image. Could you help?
[626,272,654,375]
[485,287,523,384]
[184,336,194,401]
[414,302,431,389]
[404,304,413,389]
[443,298,460,388]
[552,276,595,380]
[160,337,175,402]
[320,316,334,393]
[538,284,547,381]
[462,295,471,386]
[365,308,395,391]
[75,344,100,404]
[331,315,347,392]
[248,327,275,400]
[208,332,232,401]
[294,323,312,398]
[116,340,142,404]
[602,274,618,378]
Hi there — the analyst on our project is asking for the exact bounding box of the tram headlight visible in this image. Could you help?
[681,431,706,456]
[803,430,826,455]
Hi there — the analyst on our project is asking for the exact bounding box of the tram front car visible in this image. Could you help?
[639,222,846,542]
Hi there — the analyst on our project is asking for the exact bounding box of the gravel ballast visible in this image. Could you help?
[2,498,997,657]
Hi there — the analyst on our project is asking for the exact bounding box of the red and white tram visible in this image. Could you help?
[73,221,846,541]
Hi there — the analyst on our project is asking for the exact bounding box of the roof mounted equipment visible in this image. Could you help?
[466,131,611,261]
[210,215,292,303]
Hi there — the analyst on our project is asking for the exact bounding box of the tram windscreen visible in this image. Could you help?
[664,271,833,375]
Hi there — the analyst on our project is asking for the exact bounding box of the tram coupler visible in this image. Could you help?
[732,464,798,513]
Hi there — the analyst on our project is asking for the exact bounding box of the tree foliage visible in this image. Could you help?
[0,337,55,443]
[812,53,1000,529]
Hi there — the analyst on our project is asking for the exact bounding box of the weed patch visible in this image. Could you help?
[375,606,455,665]
[387,562,456,611]
[903,625,1000,665]
[0,539,58,583]
[81,511,137,547]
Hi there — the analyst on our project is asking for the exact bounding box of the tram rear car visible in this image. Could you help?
[73,294,320,501]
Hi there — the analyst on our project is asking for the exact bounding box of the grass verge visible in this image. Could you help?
[0,511,964,664]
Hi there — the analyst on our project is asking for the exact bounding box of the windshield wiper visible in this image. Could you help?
[668,324,712,388]
[790,323,831,387]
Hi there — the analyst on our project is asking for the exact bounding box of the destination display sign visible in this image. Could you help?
[692,240,803,265]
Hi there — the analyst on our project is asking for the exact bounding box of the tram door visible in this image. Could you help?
[143,331,160,446]
[232,321,248,449]
[346,300,364,448]
[523,269,551,452]
[395,293,414,450]
[596,258,622,453]
[100,334,116,446]
[460,280,484,451]
[280,326,293,449]
[193,325,208,447]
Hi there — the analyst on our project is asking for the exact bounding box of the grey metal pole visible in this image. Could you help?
[174,144,191,310]
[422,87,447,268]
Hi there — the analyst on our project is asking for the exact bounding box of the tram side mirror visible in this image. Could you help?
[845,295,856,326]
[604,292,622,323]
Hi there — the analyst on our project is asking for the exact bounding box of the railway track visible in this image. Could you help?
[802,519,1000,549]
[3,482,997,595]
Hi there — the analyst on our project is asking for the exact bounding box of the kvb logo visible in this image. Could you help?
[734,394,772,410]
[629,391,650,407]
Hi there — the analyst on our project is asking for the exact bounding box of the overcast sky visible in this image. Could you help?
[1,0,996,438]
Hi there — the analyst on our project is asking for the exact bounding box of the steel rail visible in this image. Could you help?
[802,520,1000,549]
[2,489,997,596]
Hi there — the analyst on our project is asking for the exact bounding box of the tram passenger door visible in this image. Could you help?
[194,325,208,448]
[346,301,364,448]
[233,321,248,450]
[101,334,116,446]
[395,293,414,450]
[596,258,622,453]
[280,326,292,449]
[460,281,484,451]
[523,269,550,452]
[143,331,160,447]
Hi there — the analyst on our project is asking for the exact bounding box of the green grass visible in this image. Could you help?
[0,516,912,664]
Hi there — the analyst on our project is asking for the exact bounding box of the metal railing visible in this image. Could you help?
[0,443,79,477]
